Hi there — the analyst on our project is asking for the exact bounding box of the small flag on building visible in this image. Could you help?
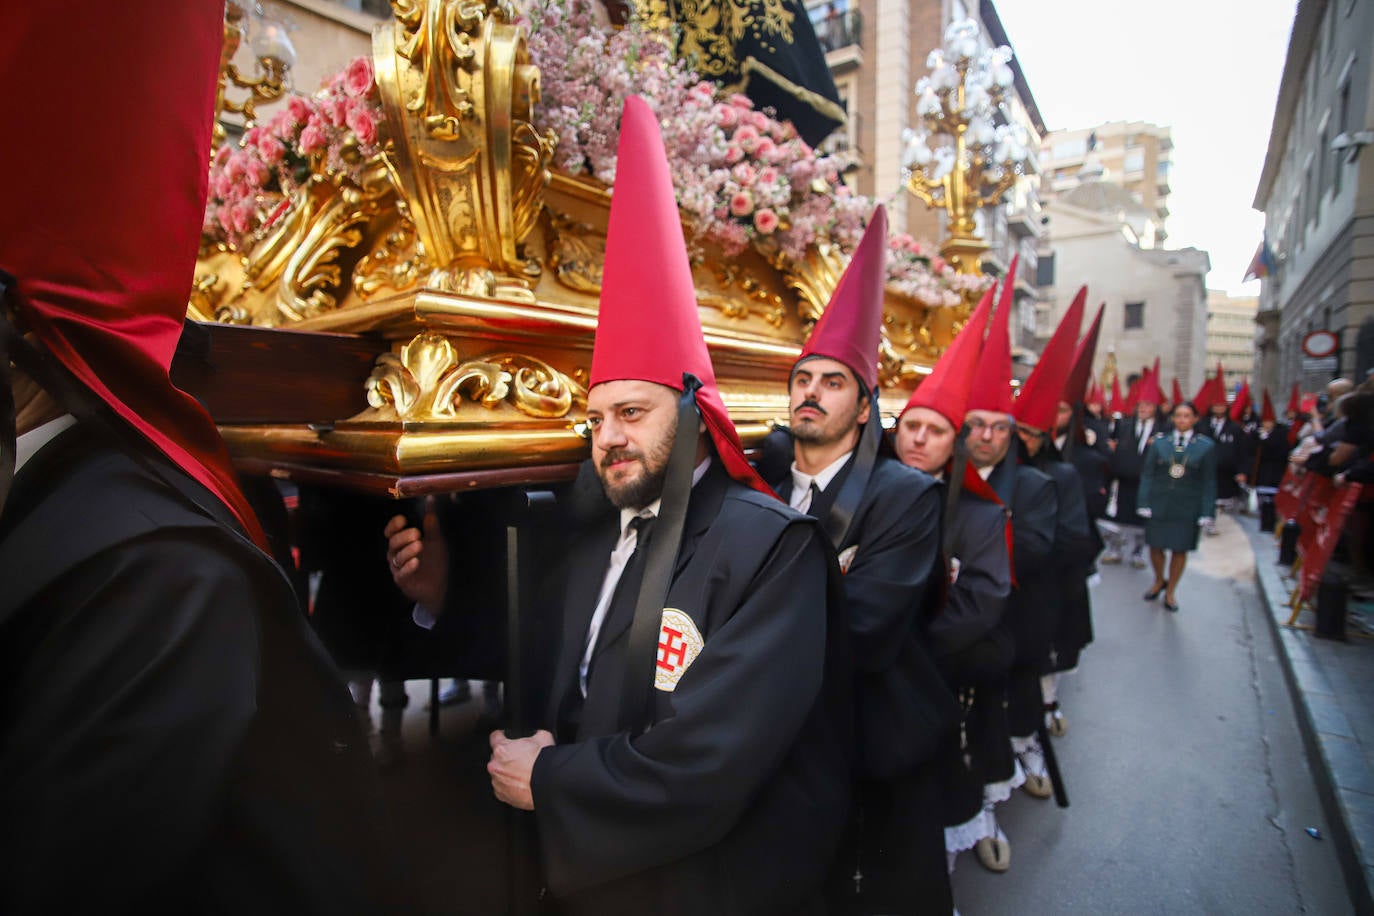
[1244,235,1277,282]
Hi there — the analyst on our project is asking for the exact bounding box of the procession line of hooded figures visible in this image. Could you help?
[380,97,1104,915]
[0,4,1106,908]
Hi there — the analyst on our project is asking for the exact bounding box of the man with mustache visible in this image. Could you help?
[765,207,957,914]
[892,288,1018,880]
[388,97,850,913]
[960,262,1059,803]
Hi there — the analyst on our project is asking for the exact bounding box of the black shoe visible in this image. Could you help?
[1144,582,1167,601]
[1163,597,1179,612]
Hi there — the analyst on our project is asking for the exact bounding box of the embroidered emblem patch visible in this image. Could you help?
[654,608,704,692]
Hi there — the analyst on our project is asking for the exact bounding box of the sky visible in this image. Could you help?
[991,0,1299,297]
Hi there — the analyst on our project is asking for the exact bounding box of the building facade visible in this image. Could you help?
[1205,290,1258,394]
[1039,122,1174,245]
[1252,0,1374,396]
[809,0,1047,348]
[1039,174,1210,395]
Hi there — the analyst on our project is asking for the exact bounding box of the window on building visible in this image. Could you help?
[1036,252,1055,286]
[1124,301,1145,330]
[1123,151,1145,174]
[1052,138,1087,160]
[1336,79,1351,194]
[1317,127,1328,208]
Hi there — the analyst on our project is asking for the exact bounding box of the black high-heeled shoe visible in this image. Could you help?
[1143,581,1167,601]
[1163,596,1180,612]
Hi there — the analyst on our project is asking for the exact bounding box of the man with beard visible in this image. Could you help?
[962,261,1059,801]
[762,207,955,914]
[388,97,849,914]
[893,289,1019,878]
[1105,378,1164,567]
[1011,295,1096,741]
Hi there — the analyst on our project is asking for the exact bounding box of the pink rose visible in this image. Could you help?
[212,144,232,167]
[217,203,235,233]
[224,151,246,182]
[729,191,754,217]
[731,162,757,185]
[211,172,232,200]
[343,57,374,98]
[715,105,739,129]
[287,96,313,125]
[257,132,286,164]
[725,145,745,165]
[753,208,779,234]
[729,93,753,110]
[931,256,947,273]
[751,111,770,131]
[754,137,776,161]
[230,201,255,235]
[299,124,328,154]
[245,156,271,188]
[758,166,779,184]
[346,104,379,145]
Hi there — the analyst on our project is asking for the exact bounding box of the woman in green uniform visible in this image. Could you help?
[1139,401,1217,611]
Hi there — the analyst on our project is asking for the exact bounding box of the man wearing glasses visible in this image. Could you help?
[962,269,1060,802]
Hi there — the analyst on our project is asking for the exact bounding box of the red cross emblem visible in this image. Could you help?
[654,609,703,692]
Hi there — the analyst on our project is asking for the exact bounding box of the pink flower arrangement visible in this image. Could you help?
[519,0,869,262]
[204,56,385,251]
[885,233,994,307]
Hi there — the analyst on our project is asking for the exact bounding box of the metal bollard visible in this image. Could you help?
[1279,519,1300,566]
[1259,497,1276,533]
[1315,572,1348,641]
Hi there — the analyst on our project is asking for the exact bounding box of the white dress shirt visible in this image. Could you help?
[15,414,77,475]
[576,457,711,695]
[787,450,854,513]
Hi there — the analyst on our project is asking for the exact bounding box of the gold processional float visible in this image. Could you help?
[184,0,1010,497]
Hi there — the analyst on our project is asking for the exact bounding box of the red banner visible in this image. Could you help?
[1297,475,1364,602]
[1275,467,1313,522]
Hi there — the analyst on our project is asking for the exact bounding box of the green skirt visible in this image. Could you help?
[1145,516,1200,553]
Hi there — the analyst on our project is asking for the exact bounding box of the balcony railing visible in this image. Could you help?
[816,9,862,53]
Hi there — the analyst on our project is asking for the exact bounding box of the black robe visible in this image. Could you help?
[529,464,851,914]
[985,455,1058,738]
[1108,416,1162,526]
[1201,414,1246,500]
[776,452,957,915]
[1244,424,1292,490]
[0,422,410,914]
[1025,443,1096,674]
[929,480,1014,827]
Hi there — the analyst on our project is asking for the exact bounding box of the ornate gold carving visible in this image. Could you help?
[763,240,845,332]
[188,273,223,323]
[365,332,585,421]
[354,220,430,300]
[376,0,556,298]
[547,213,606,294]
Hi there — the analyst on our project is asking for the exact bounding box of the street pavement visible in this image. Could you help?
[367,512,1359,914]
[951,513,1355,915]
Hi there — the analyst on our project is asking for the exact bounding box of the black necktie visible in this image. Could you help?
[558,515,656,741]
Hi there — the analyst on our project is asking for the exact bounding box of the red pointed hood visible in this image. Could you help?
[1286,381,1301,415]
[1086,379,1104,406]
[1230,380,1252,422]
[1135,365,1162,406]
[797,205,887,391]
[1108,375,1125,414]
[1193,374,1215,412]
[591,96,770,495]
[0,1,266,546]
[1015,285,1084,432]
[1062,300,1103,406]
[1261,389,1276,423]
[964,256,1018,416]
[900,285,993,428]
[1171,378,1184,406]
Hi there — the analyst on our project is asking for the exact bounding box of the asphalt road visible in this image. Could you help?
[950,513,1355,915]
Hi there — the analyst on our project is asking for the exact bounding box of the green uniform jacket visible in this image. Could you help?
[1139,432,1218,552]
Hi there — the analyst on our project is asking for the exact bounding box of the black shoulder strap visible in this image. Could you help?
[619,375,702,735]
[820,390,881,548]
[942,436,967,551]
